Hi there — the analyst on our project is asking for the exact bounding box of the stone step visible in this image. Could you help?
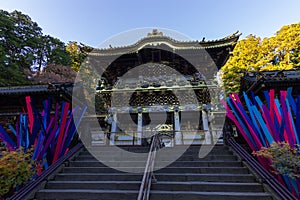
[151,181,264,192]
[32,144,276,200]
[46,181,140,190]
[63,166,144,173]
[36,189,138,200]
[155,166,248,174]
[79,149,233,156]
[36,189,272,200]
[75,151,238,161]
[85,146,150,151]
[69,160,241,167]
[76,154,238,161]
[69,160,147,167]
[82,147,149,153]
[154,173,257,182]
[62,166,248,174]
[80,145,232,155]
[75,156,149,162]
[54,172,255,183]
[157,161,242,167]
[157,155,238,162]
[149,190,273,200]
[84,153,235,159]
[55,173,143,181]
[83,145,227,151]
[158,150,234,156]
[159,146,230,153]
[45,181,263,193]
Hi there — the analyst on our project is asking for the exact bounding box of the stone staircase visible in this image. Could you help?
[34,145,276,200]
[35,146,148,199]
[150,145,275,200]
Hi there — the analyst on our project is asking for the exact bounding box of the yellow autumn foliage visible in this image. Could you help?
[0,148,36,197]
[221,23,300,95]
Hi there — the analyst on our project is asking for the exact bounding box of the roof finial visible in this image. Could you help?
[147,29,163,37]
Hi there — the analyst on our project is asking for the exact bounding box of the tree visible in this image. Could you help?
[253,142,300,179]
[0,10,39,86]
[31,35,72,72]
[66,41,93,72]
[221,23,300,95]
[221,35,266,94]
[0,9,73,86]
[268,24,300,69]
[24,64,77,84]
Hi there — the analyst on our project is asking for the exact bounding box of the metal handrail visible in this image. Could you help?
[137,133,161,200]
[227,137,297,200]
[8,143,83,200]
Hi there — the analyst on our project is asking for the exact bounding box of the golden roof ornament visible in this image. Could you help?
[147,29,163,37]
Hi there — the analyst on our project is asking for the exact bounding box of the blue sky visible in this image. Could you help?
[1,0,300,47]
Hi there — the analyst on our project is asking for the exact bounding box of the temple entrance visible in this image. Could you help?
[91,30,240,146]
[155,124,174,147]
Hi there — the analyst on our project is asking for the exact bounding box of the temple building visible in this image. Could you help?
[0,83,75,125]
[240,70,300,96]
[88,29,240,146]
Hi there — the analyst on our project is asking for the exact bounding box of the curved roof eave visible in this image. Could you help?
[89,32,241,56]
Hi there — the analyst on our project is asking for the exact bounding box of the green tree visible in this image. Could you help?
[32,35,72,72]
[0,10,38,86]
[47,37,72,67]
[0,9,72,86]
[221,23,300,95]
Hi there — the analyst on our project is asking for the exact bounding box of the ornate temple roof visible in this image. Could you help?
[0,83,76,114]
[89,29,241,56]
[240,70,300,95]
[0,83,74,96]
